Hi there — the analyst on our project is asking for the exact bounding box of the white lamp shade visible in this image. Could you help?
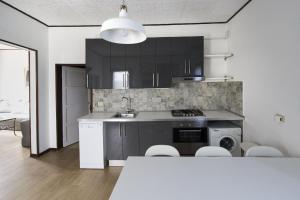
[100,5,146,44]
[100,17,146,44]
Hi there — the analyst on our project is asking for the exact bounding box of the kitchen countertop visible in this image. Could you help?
[78,110,244,123]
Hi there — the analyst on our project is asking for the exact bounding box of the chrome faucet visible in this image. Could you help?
[122,96,134,113]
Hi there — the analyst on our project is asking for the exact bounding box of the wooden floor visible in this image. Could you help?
[0,131,122,200]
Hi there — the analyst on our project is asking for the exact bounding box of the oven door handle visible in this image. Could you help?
[178,129,203,133]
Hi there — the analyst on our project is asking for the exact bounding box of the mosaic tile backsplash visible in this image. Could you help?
[93,81,243,115]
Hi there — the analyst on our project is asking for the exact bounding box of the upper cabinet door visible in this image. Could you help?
[156,38,172,88]
[126,44,140,88]
[171,38,189,77]
[110,43,126,72]
[188,37,204,76]
[134,38,156,88]
[86,39,111,89]
[171,37,204,77]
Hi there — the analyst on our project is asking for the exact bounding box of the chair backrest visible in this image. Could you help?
[245,146,284,157]
[145,145,180,157]
[195,146,232,157]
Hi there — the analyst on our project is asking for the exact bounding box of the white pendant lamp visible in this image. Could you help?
[100,1,146,44]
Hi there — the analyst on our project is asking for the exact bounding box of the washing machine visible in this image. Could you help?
[208,122,242,157]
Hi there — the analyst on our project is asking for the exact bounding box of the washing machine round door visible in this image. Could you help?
[219,136,236,151]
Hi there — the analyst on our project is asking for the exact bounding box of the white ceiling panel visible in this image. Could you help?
[3,0,250,26]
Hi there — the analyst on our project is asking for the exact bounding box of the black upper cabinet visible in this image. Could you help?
[86,36,204,89]
[188,37,204,76]
[156,38,172,88]
[171,37,189,77]
[141,38,156,56]
[138,56,156,88]
[137,38,172,88]
[137,38,157,88]
[110,43,126,72]
[171,37,204,77]
[86,39,111,89]
[126,44,141,88]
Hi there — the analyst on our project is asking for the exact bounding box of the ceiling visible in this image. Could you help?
[2,0,250,26]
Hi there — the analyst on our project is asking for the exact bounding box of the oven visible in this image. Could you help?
[172,121,208,155]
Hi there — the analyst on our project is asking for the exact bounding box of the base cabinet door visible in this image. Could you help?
[105,122,123,160]
[139,122,173,155]
[122,123,139,159]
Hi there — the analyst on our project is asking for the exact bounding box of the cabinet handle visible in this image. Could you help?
[126,73,129,89]
[184,59,187,74]
[153,73,155,87]
[157,73,159,87]
[86,74,89,88]
[189,60,191,74]
[123,73,125,87]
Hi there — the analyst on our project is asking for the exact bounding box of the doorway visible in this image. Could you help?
[56,64,89,148]
[0,39,39,156]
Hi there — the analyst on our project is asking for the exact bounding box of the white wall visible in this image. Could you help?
[228,0,300,156]
[0,4,49,153]
[0,50,29,113]
[48,24,229,147]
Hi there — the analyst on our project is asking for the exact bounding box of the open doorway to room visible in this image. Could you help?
[0,40,39,157]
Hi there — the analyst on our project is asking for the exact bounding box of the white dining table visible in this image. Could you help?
[109,156,300,200]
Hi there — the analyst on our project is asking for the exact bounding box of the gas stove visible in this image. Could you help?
[171,109,204,117]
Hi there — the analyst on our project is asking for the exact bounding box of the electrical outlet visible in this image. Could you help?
[274,114,285,124]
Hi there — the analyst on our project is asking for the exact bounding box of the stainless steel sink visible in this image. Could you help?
[113,112,138,118]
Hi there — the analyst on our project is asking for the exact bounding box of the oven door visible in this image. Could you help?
[173,128,208,155]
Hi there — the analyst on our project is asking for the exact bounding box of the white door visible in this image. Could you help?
[62,66,88,147]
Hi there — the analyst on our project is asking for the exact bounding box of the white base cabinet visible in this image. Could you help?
[79,122,105,169]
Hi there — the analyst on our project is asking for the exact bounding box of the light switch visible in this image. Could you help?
[274,114,285,124]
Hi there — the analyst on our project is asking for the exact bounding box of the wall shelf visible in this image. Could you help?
[204,76,234,82]
[204,53,234,61]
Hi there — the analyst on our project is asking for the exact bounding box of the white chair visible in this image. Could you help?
[245,146,284,157]
[240,142,258,153]
[195,146,232,157]
[145,145,180,157]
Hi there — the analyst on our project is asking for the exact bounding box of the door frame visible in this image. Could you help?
[0,38,39,156]
[55,64,87,148]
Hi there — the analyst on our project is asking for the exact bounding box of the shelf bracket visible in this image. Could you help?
[224,53,234,61]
